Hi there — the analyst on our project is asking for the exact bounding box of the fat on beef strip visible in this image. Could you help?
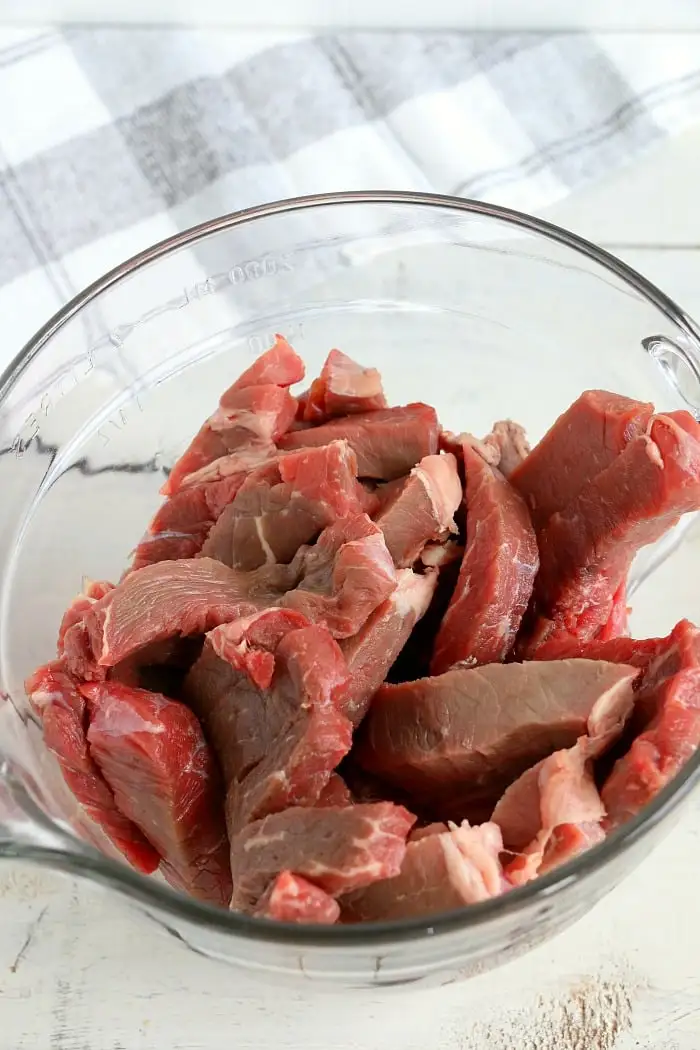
[510,390,654,530]
[374,452,462,568]
[337,568,438,726]
[342,821,505,921]
[357,660,637,811]
[229,802,415,912]
[602,666,700,829]
[130,448,277,572]
[253,872,341,923]
[281,514,397,638]
[82,682,231,905]
[184,612,352,835]
[430,436,539,674]
[278,403,439,481]
[162,336,304,496]
[477,420,531,479]
[201,440,372,571]
[302,348,388,423]
[524,413,700,653]
[25,662,160,873]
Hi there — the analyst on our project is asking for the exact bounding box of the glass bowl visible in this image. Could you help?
[1,191,700,990]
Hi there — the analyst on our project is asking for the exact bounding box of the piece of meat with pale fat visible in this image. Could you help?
[229,802,415,911]
[510,390,654,529]
[162,336,304,495]
[201,441,371,570]
[278,403,439,481]
[25,662,160,873]
[183,612,352,834]
[602,666,700,828]
[253,872,340,923]
[342,821,505,921]
[375,453,462,568]
[357,660,638,809]
[525,414,700,652]
[480,420,531,478]
[303,349,387,423]
[337,568,438,726]
[82,682,231,904]
[431,436,538,673]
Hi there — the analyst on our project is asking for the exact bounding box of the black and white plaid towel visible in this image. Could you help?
[2,25,700,360]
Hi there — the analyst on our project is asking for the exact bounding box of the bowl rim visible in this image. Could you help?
[2,189,700,951]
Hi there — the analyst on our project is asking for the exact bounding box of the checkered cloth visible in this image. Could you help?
[2,25,700,362]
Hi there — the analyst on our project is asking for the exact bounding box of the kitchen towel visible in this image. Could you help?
[1,25,700,357]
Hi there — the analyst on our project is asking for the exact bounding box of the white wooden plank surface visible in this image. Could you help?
[3,129,700,1049]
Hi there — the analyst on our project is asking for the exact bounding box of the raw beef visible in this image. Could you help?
[253,872,341,923]
[82,682,231,905]
[163,336,304,495]
[278,404,439,481]
[525,414,700,651]
[342,821,505,921]
[184,614,352,834]
[338,568,438,725]
[431,436,539,673]
[303,349,387,422]
[602,667,700,828]
[374,453,462,568]
[510,390,654,529]
[596,583,630,642]
[358,660,637,808]
[25,662,160,873]
[316,773,352,807]
[480,420,531,478]
[229,802,415,911]
[201,440,370,570]
[281,514,397,638]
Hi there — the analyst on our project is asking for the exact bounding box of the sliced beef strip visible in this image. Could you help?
[602,666,700,829]
[524,414,700,652]
[342,821,505,922]
[480,420,531,478]
[253,872,341,924]
[281,514,397,638]
[302,349,388,423]
[337,568,438,726]
[430,436,539,674]
[201,440,369,570]
[162,336,304,496]
[184,613,352,835]
[25,662,160,874]
[229,802,415,912]
[83,682,231,905]
[374,453,462,568]
[510,390,654,530]
[357,660,638,809]
[278,403,439,481]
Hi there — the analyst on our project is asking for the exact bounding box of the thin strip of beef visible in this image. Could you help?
[431,437,539,674]
[201,441,370,570]
[510,390,654,530]
[341,821,505,922]
[374,453,462,568]
[58,580,116,680]
[525,414,700,652]
[303,349,388,423]
[281,514,397,638]
[83,682,231,905]
[25,662,160,873]
[357,660,637,811]
[162,336,304,495]
[337,568,438,726]
[278,404,439,481]
[183,612,353,835]
[229,802,415,912]
[602,667,700,829]
[253,872,341,923]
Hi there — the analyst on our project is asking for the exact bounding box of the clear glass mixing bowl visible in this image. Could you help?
[1,192,700,990]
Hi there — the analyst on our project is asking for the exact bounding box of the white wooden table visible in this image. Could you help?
[2,129,700,1049]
